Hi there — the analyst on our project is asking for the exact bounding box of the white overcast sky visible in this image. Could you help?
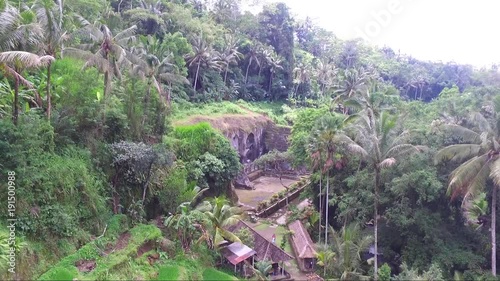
[244,0,500,67]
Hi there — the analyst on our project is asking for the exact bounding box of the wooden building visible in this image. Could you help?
[220,242,256,277]
[288,220,317,272]
[227,220,294,279]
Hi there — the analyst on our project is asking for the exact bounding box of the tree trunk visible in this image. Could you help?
[142,81,152,126]
[268,71,273,93]
[194,61,201,91]
[101,70,109,137]
[245,59,252,84]
[319,172,322,243]
[46,62,52,120]
[493,185,497,276]
[374,167,380,281]
[142,162,154,202]
[13,75,19,125]
[325,171,329,246]
[224,67,229,84]
[167,82,172,110]
[103,70,109,97]
[112,173,120,214]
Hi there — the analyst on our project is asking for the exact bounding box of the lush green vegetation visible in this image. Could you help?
[157,265,183,281]
[1,0,500,280]
[202,268,239,281]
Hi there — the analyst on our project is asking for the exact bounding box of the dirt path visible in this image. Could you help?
[235,176,298,208]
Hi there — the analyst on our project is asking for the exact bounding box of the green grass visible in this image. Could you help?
[43,267,75,281]
[236,100,290,125]
[158,265,185,280]
[85,224,163,280]
[172,101,246,121]
[254,223,269,231]
[38,222,162,281]
[171,100,290,125]
[202,268,238,281]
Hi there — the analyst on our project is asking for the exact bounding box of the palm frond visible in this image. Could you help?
[114,25,137,44]
[158,72,190,84]
[472,112,493,134]
[218,228,241,244]
[490,158,500,186]
[385,144,423,159]
[347,143,368,158]
[379,157,396,168]
[448,154,489,201]
[0,51,54,68]
[439,124,481,144]
[435,144,481,165]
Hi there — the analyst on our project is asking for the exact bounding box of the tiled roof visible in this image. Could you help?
[288,220,317,259]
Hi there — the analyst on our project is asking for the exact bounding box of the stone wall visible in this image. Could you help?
[264,125,291,152]
[226,125,268,163]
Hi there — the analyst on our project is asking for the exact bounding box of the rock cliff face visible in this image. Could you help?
[174,112,291,188]
[177,112,289,162]
[227,126,266,163]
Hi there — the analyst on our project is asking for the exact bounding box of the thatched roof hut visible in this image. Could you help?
[227,220,293,263]
[288,220,317,272]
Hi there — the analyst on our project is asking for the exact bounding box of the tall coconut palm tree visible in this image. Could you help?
[33,0,66,119]
[0,2,45,108]
[219,34,242,84]
[309,115,344,246]
[308,135,324,243]
[0,3,43,52]
[292,62,312,100]
[185,35,221,92]
[315,59,337,100]
[0,51,54,125]
[339,111,424,280]
[435,104,500,276]
[334,68,369,114]
[257,47,272,81]
[267,51,282,94]
[244,42,261,85]
[131,35,189,109]
[63,22,137,97]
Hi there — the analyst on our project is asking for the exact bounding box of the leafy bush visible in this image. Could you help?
[38,205,77,237]
[257,201,268,212]
[378,263,391,281]
[167,122,240,194]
